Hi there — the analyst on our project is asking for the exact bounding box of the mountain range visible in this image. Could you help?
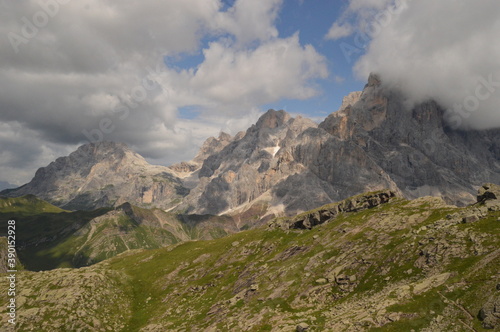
[3,74,499,220]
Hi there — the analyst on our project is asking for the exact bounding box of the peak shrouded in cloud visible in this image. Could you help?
[327,0,500,130]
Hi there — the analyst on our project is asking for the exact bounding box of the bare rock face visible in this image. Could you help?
[477,183,500,211]
[317,73,500,206]
[179,109,325,215]
[477,183,500,202]
[337,91,362,116]
[478,294,500,330]
[198,132,233,160]
[2,142,189,210]
[168,161,199,174]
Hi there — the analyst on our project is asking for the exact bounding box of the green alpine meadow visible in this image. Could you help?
[1,185,499,331]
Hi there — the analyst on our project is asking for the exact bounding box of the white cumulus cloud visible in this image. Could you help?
[325,23,353,40]
[163,34,328,112]
[213,0,283,45]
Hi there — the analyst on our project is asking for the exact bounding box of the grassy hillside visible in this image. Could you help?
[0,196,239,271]
[0,201,111,270]
[0,195,65,214]
[1,192,498,331]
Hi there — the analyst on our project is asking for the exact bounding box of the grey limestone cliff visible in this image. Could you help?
[177,109,330,216]
[318,74,500,205]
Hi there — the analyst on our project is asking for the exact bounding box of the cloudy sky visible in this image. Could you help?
[1,0,499,186]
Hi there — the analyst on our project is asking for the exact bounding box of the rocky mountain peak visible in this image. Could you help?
[56,141,153,171]
[2,141,188,210]
[33,141,139,178]
[78,141,129,153]
[218,131,232,141]
[339,91,362,113]
[176,71,500,216]
[193,131,234,164]
[255,109,291,129]
[367,72,382,87]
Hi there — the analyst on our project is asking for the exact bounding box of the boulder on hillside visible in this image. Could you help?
[478,294,500,330]
[477,183,500,202]
[477,183,500,211]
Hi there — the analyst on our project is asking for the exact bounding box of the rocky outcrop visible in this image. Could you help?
[269,190,397,230]
[340,91,362,111]
[168,161,199,173]
[193,131,235,164]
[479,295,500,330]
[169,132,235,175]
[478,183,500,202]
[476,183,500,213]
[1,142,189,210]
